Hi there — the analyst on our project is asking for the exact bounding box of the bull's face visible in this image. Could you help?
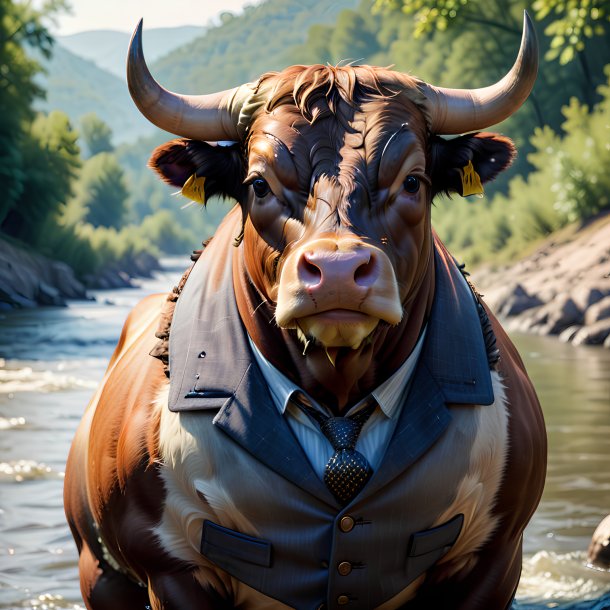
[128,15,537,356]
[241,74,431,351]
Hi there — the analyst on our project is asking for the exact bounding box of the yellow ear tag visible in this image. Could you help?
[181,174,206,204]
[461,160,484,198]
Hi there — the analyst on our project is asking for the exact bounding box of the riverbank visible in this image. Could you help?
[474,212,610,348]
[0,237,161,308]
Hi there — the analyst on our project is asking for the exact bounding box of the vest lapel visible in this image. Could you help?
[169,230,492,509]
[168,235,337,506]
[355,245,495,503]
[213,358,339,506]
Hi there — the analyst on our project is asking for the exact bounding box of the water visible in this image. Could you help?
[0,259,609,609]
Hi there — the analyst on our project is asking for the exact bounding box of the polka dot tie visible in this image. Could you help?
[294,395,377,505]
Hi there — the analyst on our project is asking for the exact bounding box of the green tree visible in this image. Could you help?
[533,0,610,65]
[373,0,610,109]
[71,153,130,230]
[289,24,335,65]
[1,109,80,242]
[0,0,54,224]
[432,66,610,265]
[7,111,81,243]
[80,112,113,157]
[0,0,69,230]
[330,10,379,62]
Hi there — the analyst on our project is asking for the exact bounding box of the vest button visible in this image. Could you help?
[337,561,352,576]
[339,515,355,532]
[337,595,350,605]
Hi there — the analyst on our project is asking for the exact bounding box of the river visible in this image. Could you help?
[1,258,609,609]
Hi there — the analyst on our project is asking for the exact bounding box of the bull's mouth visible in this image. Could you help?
[295,309,380,351]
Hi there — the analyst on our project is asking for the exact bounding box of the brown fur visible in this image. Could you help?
[66,63,544,608]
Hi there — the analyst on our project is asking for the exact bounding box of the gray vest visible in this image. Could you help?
[167,239,495,610]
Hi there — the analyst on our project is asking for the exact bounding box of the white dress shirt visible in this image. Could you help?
[248,329,426,479]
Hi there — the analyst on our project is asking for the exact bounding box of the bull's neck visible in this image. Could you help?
[233,245,435,414]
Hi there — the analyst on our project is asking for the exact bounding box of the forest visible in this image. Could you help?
[1,0,609,294]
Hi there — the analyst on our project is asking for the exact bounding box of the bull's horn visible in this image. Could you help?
[127,19,248,141]
[422,11,538,134]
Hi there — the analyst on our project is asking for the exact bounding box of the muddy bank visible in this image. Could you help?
[474,214,610,348]
[0,238,160,308]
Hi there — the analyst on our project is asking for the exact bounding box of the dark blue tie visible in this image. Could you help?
[294,395,377,505]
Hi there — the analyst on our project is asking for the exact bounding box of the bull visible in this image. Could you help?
[64,13,546,610]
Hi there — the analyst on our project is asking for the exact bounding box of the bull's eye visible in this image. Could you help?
[403,175,420,194]
[252,178,270,198]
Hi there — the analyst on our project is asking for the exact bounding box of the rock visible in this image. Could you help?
[559,325,582,343]
[0,238,88,307]
[0,258,38,301]
[584,295,610,325]
[498,284,544,317]
[49,261,87,299]
[571,286,606,311]
[37,280,66,307]
[0,288,37,308]
[529,294,584,335]
[587,514,610,569]
[571,319,610,346]
[130,251,161,278]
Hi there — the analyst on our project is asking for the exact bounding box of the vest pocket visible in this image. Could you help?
[201,520,273,569]
[405,514,464,582]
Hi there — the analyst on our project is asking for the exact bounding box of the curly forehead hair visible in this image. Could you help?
[239,64,430,128]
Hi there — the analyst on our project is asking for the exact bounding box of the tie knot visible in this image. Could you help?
[289,393,378,505]
[292,394,378,451]
[320,417,360,450]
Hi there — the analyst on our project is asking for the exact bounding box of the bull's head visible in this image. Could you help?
[128,15,537,405]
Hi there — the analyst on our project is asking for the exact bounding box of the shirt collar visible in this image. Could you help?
[248,327,426,420]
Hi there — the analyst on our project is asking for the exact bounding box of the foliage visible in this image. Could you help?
[4,0,610,286]
[533,0,610,64]
[374,0,610,63]
[67,152,129,229]
[116,131,236,245]
[372,0,610,106]
[330,11,378,61]
[1,110,81,243]
[374,0,524,37]
[0,0,66,227]
[37,216,152,279]
[152,0,359,92]
[138,210,198,255]
[432,67,610,265]
[80,113,113,157]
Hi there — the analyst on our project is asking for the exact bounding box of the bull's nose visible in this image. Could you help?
[298,248,379,290]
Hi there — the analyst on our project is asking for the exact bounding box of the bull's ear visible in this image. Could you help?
[429,132,516,198]
[148,139,246,204]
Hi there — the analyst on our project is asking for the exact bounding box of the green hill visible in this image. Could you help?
[35,45,153,144]
[151,0,359,93]
[58,26,205,78]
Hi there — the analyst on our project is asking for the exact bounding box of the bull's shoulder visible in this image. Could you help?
[489,306,547,530]
[87,293,169,518]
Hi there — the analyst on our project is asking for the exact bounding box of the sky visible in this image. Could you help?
[49,0,260,36]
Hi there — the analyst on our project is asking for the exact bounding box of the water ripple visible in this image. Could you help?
[518,551,610,602]
[0,367,98,395]
[0,416,26,430]
[0,460,64,483]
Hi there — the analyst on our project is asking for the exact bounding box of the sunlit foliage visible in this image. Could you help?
[432,66,610,265]
[79,113,113,158]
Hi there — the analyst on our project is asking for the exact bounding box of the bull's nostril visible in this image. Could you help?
[299,253,323,286]
[354,254,378,287]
